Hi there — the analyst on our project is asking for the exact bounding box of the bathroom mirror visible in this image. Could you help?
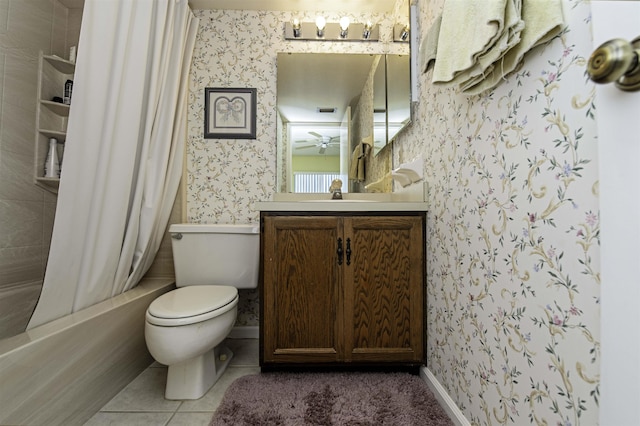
[386,54,411,141]
[276,53,410,193]
[373,57,387,155]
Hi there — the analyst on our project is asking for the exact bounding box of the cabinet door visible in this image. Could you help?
[262,216,344,363]
[343,216,424,363]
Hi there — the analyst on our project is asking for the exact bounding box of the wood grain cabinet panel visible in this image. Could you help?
[260,212,425,368]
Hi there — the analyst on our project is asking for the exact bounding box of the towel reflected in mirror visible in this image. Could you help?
[349,136,373,182]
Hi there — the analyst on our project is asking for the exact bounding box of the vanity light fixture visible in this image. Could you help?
[283,18,379,42]
[339,16,350,39]
[393,23,411,43]
[292,18,301,38]
[362,21,373,40]
[400,25,410,41]
[315,16,326,38]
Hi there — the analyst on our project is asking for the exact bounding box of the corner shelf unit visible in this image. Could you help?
[34,53,74,193]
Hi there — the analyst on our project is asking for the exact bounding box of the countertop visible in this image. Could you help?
[256,200,428,212]
[258,183,429,212]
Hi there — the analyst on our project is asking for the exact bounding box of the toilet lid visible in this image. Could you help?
[147,286,238,320]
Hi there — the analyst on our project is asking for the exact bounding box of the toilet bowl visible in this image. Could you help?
[144,224,259,400]
[145,285,238,400]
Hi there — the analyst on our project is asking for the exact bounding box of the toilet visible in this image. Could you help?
[144,223,259,400]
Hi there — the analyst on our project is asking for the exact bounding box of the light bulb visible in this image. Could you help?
[315,16,326,37]
[363,21,373,39]
[400,24,410,41]
[339,17,350,31]
[339,16,350,38]
[292,18,301,37]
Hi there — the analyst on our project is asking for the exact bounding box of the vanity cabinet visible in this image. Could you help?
[34,53,75,193]
[260,211,425,368]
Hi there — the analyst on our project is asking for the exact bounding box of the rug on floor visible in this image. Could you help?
[210,371,453,426]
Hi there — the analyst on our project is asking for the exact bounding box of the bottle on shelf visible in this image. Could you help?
[63,79,73,105]
[44,137,60,178]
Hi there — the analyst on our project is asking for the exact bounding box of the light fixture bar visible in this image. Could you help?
[284,22,379,42]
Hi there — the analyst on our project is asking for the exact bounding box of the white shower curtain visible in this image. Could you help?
[28,0,199,328]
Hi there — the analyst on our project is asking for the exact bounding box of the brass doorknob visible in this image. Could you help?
[587,36,640,91]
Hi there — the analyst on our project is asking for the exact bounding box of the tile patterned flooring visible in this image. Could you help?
[84,339,260,426]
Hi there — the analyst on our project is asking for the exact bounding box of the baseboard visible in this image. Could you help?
[420,366,470,426]
[229,325,259,339]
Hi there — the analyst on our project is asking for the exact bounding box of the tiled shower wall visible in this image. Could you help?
[0,0,82,340]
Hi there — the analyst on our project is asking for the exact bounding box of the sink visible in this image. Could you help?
[256,199,428,212]
[299,199,377,202]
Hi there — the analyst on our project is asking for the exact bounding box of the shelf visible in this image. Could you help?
[40,100,70,117]
[38,129,66,142]
[35,177,60,193]
[36,51,74,195]
[59,0,84,9]
[43,55,75,74]
[36,176,60,184]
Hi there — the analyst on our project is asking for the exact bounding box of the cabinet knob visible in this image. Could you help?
[587,36,640,91]
[337,238,344,265]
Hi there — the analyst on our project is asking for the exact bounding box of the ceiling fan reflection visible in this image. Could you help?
[294,131,340,154]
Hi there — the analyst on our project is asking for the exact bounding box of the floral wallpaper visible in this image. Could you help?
[188,0,601,424]
[187,4,408,326]
[393,0,600,424]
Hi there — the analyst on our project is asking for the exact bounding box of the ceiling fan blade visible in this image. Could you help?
[309,131,323,138]
[318,146,326,154]
[296,145,317,150]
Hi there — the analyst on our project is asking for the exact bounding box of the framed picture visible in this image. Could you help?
[204,87,257,139]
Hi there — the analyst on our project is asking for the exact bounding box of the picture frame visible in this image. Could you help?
[204,87,257,139]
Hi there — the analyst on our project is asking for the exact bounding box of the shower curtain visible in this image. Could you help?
[28,0,199,329]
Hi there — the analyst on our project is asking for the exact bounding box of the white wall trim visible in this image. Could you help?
[420,366,470,426]
[229,325,259,339]
[592,3,640,425]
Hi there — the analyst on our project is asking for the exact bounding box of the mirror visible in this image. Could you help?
[386,54,411,141]
[276,51,410,193]
[373,57,387,155]
[372,54,411,155]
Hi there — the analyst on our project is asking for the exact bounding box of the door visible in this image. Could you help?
[343,215,424,363]
[591,2,640,425]
[262,216,344,363]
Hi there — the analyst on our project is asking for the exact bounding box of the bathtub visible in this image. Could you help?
[0,277,175,426]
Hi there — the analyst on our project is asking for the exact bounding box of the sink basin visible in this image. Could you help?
[299,199,377,202]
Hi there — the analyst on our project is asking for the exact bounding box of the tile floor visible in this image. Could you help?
[84,339,260,426]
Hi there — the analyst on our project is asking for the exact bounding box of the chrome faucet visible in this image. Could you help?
[330,179,343,200]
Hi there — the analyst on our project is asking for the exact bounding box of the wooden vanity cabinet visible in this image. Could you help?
[260,211,425,368]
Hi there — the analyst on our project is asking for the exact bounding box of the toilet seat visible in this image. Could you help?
[146,285,238,327]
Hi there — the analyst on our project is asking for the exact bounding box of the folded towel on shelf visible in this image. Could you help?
[391,171,413,187]
[419,14,442,73]
[348,136,373,182]
[432,0,509,84]
[462,0,564,94]
[364,173,391,193]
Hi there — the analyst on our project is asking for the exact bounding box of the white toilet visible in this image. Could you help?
[144,223,259,400]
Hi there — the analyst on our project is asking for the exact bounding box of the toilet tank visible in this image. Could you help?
[168,223,259,289]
